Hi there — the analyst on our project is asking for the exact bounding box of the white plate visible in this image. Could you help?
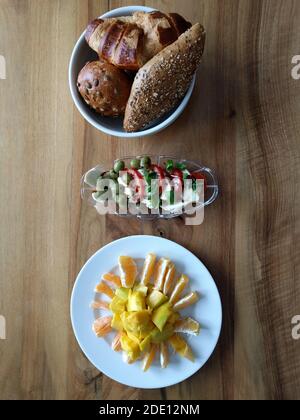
[70,236,222,389]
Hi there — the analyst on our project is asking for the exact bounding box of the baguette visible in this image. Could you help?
[124,23,206,132]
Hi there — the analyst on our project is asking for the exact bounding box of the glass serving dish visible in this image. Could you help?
[81,156,219,221]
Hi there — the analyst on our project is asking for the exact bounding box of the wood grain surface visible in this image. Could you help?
[0,0,300,400]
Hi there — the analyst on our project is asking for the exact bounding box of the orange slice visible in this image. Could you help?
[102,273,122,288]
[169,335,194,362]
[119,256,137,288]
[95,281,115,299]
[163,263,176,296]
[90,301,110,310]
[173,292,199,312]
[141,253,156,285]
[112,332,123,352]
[174,317,200,336]
[160,342,170,369]
[154,258,170,291]
[142,344,158,372]
[92,316,112,337]
[169,275,189,305]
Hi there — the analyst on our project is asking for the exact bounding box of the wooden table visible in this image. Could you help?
[0,0,300,400]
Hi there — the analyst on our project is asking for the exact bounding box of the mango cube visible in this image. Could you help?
[147,290,168,309]
[152,303,173,332]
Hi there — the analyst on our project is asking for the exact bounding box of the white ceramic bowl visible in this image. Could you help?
[69,6,197,138]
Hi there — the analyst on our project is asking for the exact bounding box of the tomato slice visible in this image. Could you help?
[125,169,146,201]
[151,165,166,182]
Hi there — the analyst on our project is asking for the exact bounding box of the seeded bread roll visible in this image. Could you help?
[77,60,132,117]
[124,23,206,132]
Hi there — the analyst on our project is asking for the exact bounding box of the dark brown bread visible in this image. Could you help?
[77,60,132,117]
[124,23,206,132]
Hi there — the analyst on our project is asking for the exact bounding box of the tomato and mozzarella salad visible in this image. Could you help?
[90,157,207,213]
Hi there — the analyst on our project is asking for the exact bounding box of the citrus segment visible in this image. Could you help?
[102,273,122,288]
[112,332,122,352]
[92,316,112,337]
[173,292,199,311]
[169,275,189,305]
[141,253,157,285]
[95,281,115,299]
[90,301,110,310]
[119,256,137,288]
[169,334,194,362]
[174,317,200,335]
[154,258,170,291]
[163,263,176,296]
[142,345,158,372]
[160,342,170,369]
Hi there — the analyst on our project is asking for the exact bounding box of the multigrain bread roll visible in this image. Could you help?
[124,23,206,132]
[77,61,132,117]
[85,11,191,71]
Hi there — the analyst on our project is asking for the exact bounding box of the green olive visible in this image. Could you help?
[109,170,118,180]
[114,160,125,173]
[130,158,141,170]
[141,156,152,168]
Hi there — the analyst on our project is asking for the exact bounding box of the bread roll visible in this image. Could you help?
[77,60,132,117]
[124,23,206,132]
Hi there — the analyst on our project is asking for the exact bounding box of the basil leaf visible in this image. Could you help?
[166,160,174,171]
[175,162,187,171]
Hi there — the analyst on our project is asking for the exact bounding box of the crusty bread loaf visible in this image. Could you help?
[85,11,191,71]
[124,23,206,132]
